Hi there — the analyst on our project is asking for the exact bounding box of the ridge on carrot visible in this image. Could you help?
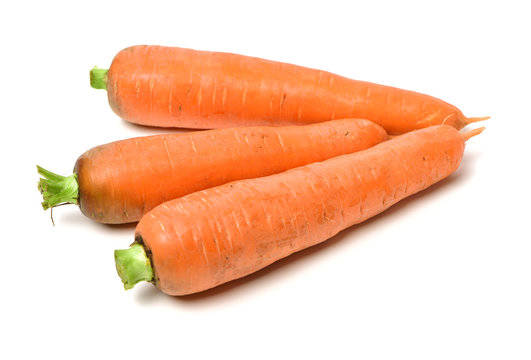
[115,125,485,296]
[93,45,489,134]
[37,119,387,224]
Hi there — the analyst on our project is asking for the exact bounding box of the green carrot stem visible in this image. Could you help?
[90,66,108,90]
[37,165,79,210]
[115,243,154,290]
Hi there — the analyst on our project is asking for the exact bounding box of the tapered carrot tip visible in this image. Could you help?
[37,165,79,210]
[115,244,154,290]
[465,116,490,125]
[462,126,486,142]
[90,66,108,90]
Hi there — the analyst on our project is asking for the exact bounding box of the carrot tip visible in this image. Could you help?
[37,165,79,210]
[90,66,108,90]
[465,116,490,125]
[115,243,154,290]
[462,127,486,142]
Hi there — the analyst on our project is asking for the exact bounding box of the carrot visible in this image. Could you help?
[37,119,387,224]
[91,45,488,135]
[114,125,484,295]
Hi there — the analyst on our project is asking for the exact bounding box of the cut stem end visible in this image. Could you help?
[115,243,154,290]
[37,165,79,210]
[90,66,108,90]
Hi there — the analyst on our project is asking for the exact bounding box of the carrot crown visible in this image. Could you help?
[90,66,108,90]
[115,243,154,290]
[37,166,79,210]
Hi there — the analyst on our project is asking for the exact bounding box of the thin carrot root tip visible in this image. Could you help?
[465,116,490,125]
[36,165,79,210]
[114,243,154,290]
[462,127,486,142]
[90,66,108,90]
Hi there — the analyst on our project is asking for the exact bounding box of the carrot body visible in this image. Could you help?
[72,119,386,223]
[102,45,475,135]
[134,125,478,296]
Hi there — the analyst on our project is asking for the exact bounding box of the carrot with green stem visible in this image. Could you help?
[115,125,484,296]
[91,45,488,134]
[37,119,387,224]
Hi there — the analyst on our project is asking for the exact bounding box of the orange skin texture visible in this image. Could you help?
[74,119,387,224]
[136,125,466,296]
[106,45,467,135]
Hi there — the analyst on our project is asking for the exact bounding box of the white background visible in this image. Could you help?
[1,1,530,359]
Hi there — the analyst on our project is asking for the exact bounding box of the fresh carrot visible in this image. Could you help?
[91,45,488,135]
[37,119,387,224]
[114,125,484,296]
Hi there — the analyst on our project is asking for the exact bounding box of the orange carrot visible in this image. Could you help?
[37,119,387,224]
[114,125,484,295]
[91,45,488,135]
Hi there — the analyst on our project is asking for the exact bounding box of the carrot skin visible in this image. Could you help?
[73,119,386,224]
[134,125,471,296]
[104,45,468,135]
